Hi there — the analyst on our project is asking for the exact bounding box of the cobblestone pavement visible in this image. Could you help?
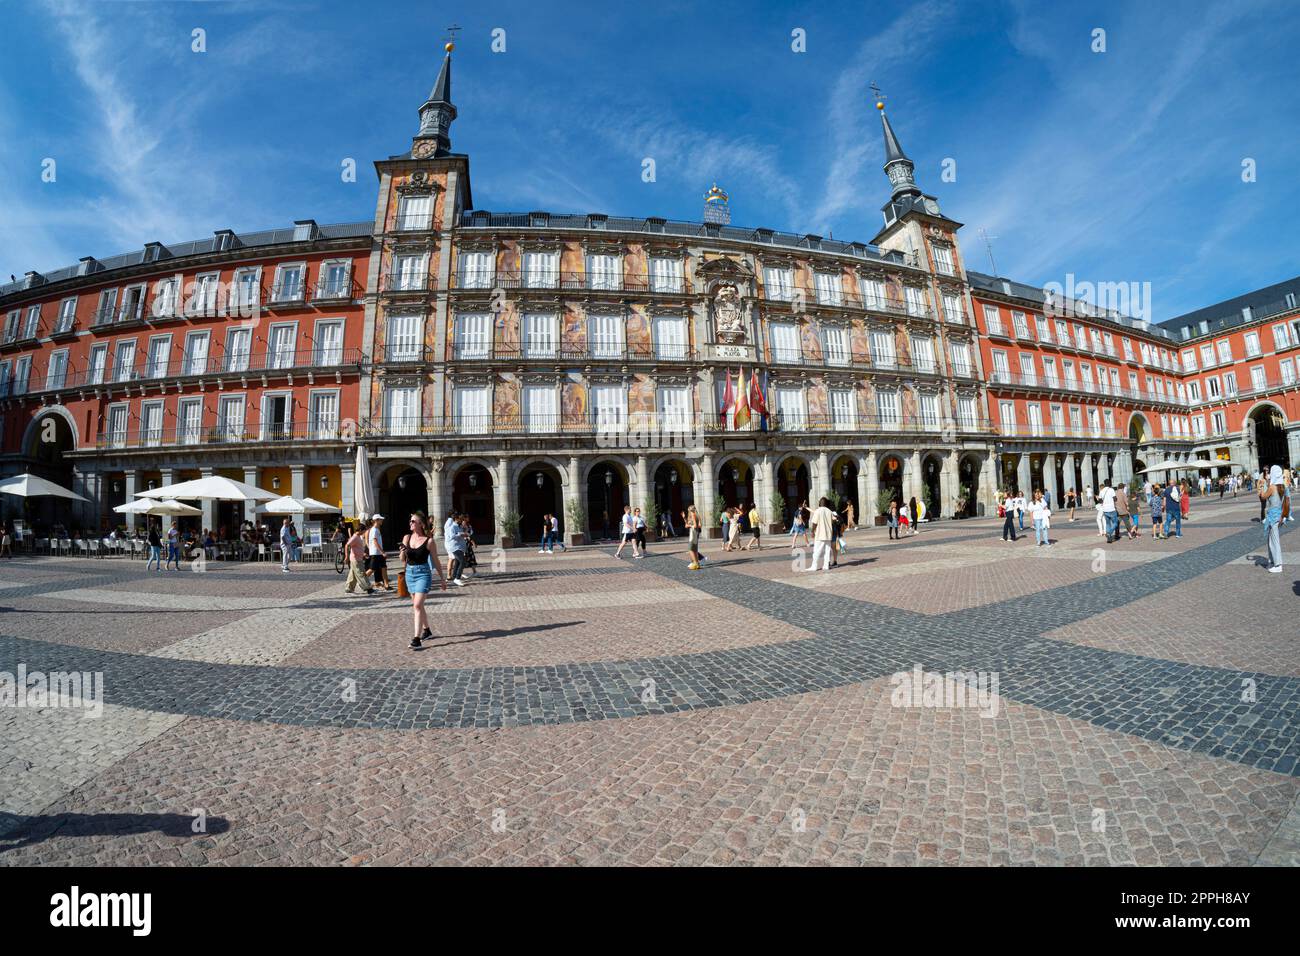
[1,495,1297,865]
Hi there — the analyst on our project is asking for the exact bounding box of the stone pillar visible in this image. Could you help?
[979,451,997,515]
[565,456,581,543]
[699,453,717,538]
[859,453,876,522]
[940,450,959,519]
[340,463,356,518]
[635,454,649,512]
[124,469,139,531]
[290,464,305,501]
[496,457,514,544]
[427,459,445,525]
[1098,452,1112,487]
[908,449,923,504]
[1042,453,1058,507]
[200,467,216,534]
[244,467,260,528]
[816,450,831,503]
[760,454,778,525]
[1016,452,1031,497]
[1060,453,1075,498]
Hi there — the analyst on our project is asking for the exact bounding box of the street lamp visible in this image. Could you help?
[535,472,544,489]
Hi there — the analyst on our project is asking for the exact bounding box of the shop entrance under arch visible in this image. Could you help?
[775,457,811,523]
[830,456,859,525]
[518,465,563,545]
[586,461,628,540]
[377,467,428,550]
[653,460,692,536]
[1250,405,1290,471]
[451,464,495,544]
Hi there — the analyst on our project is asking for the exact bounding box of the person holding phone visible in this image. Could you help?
[401,512,447,649]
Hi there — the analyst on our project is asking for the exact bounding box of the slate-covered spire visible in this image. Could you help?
[416,43,458,155]
[877,100,920,201]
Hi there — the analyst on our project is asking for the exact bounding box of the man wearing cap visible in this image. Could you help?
[367,514,390,590]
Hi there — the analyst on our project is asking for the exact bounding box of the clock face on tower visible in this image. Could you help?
[924,198,940,215]
[411,139,436,158]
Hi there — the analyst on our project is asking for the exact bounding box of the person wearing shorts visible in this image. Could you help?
[614,506,636,559]
[367,514,389,589]
[633,507,647,557]
[686,505,703,570]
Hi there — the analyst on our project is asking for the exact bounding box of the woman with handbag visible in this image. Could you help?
[400,512,447,649]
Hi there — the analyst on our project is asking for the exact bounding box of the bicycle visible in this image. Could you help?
[333,546,347,575]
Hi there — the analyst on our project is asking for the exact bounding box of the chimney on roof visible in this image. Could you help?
[23,271,44,289]
[77,257,97,277]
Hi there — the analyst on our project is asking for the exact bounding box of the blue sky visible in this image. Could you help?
[1,0,1297,321]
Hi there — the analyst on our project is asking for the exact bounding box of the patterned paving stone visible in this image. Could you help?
[2,682,1294,866]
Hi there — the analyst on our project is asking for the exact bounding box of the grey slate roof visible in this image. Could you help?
[1157,274,1300,340]
[0,221,373,303]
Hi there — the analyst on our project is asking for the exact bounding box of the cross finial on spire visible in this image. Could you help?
[445,24,462,46]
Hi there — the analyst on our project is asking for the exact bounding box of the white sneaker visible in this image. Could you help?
[453,578,466,586]
[1268,566,1283,573]
[537,549,546,554]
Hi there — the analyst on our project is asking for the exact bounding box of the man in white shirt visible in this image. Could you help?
[367,514,389,589]
[807,497,837,571]
[1099,480,1118,542]
[444,512,467,586]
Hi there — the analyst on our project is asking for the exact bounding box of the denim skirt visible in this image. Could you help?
[404,562,433,594]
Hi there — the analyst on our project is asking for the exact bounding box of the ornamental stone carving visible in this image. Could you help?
[713,283,748,344]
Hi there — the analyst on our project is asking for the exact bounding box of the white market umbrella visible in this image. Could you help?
[1140,459,1241,474]
[136,475,278,502]
[114,498,201,517]
[300,497,341,513]
[0,472,89,501]
[257,496,342,515]
[354,445,375,517]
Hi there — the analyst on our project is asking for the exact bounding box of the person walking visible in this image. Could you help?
[1129,486,1143,539]
[1180,479,1191,524]
[899,501,911,535]
[1000,490,1018,542]
[1066,487,1077,522]
[743,504,762,551]
[685,505,703,570]
[807,497,837,572]
[278,517,294,572]
[719,507,731,551]
[166,520,182,571]
[726,506,742,551]
[1163,481,1182,538]
[1014,491,1027,533]
[550,512,566,552]
[1115,483,1133,540]
[402,512,448,649]
[633,507,648,557]
[147,522,163,571]
[367,514,390,589]
[1149,484,1165,539]
[344,521,374,595]
[1099,480,1118,543]
[909,496,922,535]
[615,505,636,559]
[887,500,900,540]
[790,506,808,549]
[1029,490,1051,547]
[443,511,468,587]
[538,514,552,554]
[0,522,11,559]
[1260,465,1287,573]
[844,499,857,531]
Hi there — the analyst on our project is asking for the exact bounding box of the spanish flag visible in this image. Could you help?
[734,368,751,430]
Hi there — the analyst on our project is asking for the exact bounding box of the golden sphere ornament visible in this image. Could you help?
[445,42,455,52]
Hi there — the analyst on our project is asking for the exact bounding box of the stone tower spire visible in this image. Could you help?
[877,100,920,202]
[415,42,457,156]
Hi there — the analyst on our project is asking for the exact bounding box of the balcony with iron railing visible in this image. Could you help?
[95,420,353,452]
[390,214,435,233]
[996,423,1127,441]
[448,270,691,295]
[986,370,1189,407]
[446,342,700,363]
[761,285,935,321]
[358,411,994,440]
[379,272,436,295]
[21,347,365,395]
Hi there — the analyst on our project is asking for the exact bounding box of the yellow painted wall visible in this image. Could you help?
[308,466,341,508]
[260,466,291,496]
